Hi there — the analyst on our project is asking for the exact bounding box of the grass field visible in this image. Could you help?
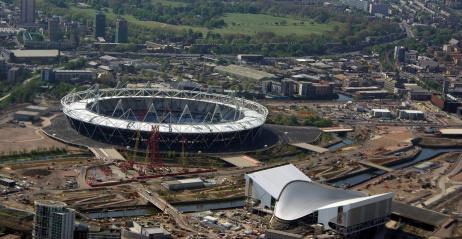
[150,0,186,7]
[54,4,337,37]
[216,13,337,36]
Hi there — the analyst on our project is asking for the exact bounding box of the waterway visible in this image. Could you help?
[336,93,353,102]
[329,147,462,187]
[328,139,353,151]
[173,198,245,213]
[86,208,156,219]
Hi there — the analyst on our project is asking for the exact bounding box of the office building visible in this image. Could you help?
[41,69,96,83]
[20,0,35,25]
[115,17,128,43]
[33,200,75,239]
[94,11,106,38]
[48,16,61,41]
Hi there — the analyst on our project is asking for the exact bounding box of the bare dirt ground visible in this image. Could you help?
[0,122,73,154]
[360,126,413,156]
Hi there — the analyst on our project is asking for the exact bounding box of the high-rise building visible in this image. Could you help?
[69,21,80,46]
[48,16,61,42]
[20,0,35,25]
[94,11,106,38]
[115,17,128,43]
[33,200,75,239]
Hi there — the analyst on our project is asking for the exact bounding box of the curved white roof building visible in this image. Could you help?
[245,164,394,236]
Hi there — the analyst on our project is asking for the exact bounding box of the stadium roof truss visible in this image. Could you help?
[61,87,268,149]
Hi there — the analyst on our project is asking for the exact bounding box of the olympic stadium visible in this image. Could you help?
[60,87,269,152]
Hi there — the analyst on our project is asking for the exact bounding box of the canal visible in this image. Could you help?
[329,147,462,187]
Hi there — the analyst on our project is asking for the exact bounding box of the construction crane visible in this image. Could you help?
[145,125,162,170]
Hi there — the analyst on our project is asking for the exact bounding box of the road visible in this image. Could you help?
[400,21,415,38]
[424,153,462,206]
[0,74,39,103]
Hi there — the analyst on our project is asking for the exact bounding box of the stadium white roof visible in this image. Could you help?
[62,88,267,134]
[246,164,311,198]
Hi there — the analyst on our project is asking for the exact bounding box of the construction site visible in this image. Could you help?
[0,96,462,238]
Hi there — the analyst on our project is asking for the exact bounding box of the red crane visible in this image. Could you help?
[147,125,162,169]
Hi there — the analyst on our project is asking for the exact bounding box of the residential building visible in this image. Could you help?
[369,2,389,16]
[20,0,35,25]
[33,200,75,239]
[115,17,128,43]
[48,16,60,41]
[94,11,106,38]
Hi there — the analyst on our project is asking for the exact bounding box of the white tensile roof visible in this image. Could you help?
[248,164,393,221]
[246,164,311,199]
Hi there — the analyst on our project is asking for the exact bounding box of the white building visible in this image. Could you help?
[370,109,392,119]
[33,200,75,239]
[121,221,171,239]
[245,164,311,209]
[398,110,425,121]
[245,164,394,236]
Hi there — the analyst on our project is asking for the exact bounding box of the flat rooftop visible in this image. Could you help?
[372,109,391,113]
[10,49,59,58]
[400,110,424,114]
[215,64,275,81]
[15,110,39,116]
[439,128,462,135]
[391,201,449,228]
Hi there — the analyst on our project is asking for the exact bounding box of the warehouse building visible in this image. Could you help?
[161,178,204,191]
[121,221,171,239]
[398,110,425,121]
[1,49,60,64]
[14,110,40,121]
[245,164,394,236]
[25,105,49,116]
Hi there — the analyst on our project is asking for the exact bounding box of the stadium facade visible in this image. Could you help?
[61,87,268,152]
